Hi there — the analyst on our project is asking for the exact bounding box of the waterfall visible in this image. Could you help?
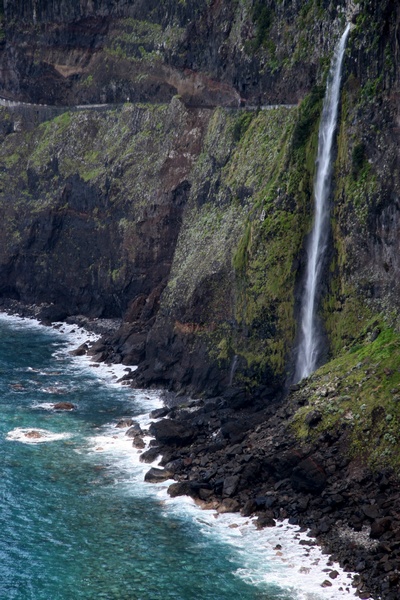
[295,24,351,382]
[229,354,238,386]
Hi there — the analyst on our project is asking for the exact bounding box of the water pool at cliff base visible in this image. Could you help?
[0,314,357,600]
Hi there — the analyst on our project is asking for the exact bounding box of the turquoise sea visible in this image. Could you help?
[0,315,355,600]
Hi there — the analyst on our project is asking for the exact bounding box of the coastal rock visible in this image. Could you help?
[167,482,192,498]
[222,475,240,498]
[144,468,173,483]
[255,513,276,529]
[217,499,240,513]
[116,418,134,428]
[53,402,76,411]
[25,430,43,439]
[291,457,327,493]
[149,419,195,446]
[69,343,88,356]
[132,436,146,449]
[150,407,170,419]
[139,447,161,464]
[125,423,144,438]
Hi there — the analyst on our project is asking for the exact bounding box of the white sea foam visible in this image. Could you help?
[84,417,368,600]
[6,427,72,444]
[32,402,59,411]
[0,312,43,330]
[0,312,370,599]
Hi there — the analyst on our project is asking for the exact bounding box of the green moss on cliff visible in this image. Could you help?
[230,90,324,382]
[292,320,400,471]
[161,105,309,387]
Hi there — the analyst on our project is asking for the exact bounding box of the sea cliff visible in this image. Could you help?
[0,1,400,597]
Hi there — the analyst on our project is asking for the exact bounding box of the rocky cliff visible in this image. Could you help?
[0,0,399,517]
[1,0,400,597]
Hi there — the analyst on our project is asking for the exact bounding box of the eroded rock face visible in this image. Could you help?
[0,100,207,321]
[0,0,353,107]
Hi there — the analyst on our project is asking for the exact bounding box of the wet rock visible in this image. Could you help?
[241,499,257,517]
[329,570,339,579]
[168,481,192,498]
[37,304,68,323]
[144,467,173,483]
[25,430,44,439]
[53,402,76,410]
[139,447,161,463]
[217,498,240,513]
[125,423,144,437]
[69,342,88,356]
[116,418,134,428]
[255,513,276,529]
[150,407,170,419]
[132,436,145,449]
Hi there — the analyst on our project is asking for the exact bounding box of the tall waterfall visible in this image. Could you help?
[295,24,351,382]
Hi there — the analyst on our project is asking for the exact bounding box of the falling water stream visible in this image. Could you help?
[295,23,351,382]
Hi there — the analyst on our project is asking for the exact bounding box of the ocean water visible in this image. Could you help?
[0,315,359,600]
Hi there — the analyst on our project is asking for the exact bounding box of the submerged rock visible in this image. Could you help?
[25,430,44,439]
[53,402,76,411]
[115,418,134,429]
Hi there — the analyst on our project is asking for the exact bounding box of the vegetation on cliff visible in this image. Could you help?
[0,0,399,482]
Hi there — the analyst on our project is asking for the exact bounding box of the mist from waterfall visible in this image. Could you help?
[295,23,351,382]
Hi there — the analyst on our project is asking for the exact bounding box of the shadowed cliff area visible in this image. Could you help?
[0,0,355,107]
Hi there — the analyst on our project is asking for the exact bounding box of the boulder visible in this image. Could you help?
[370,517,392,539]
[25,430,44,439]
[217,498,240,513]
[144,467,173,483]
[291,456,327,493]
[305,410,322,427]
[255,512,276,529]
[222,475,240,498]
[168,482,192,498]
[132,436,145,449]
[139,447,161,463]
[53,402,76,411]
[149,419,195,446]
[69,343,88,356]
[150,407,170,419]
[241,499,257,517]
[125,423,143,437]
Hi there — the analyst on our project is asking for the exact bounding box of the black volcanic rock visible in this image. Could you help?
[149,419,196,446]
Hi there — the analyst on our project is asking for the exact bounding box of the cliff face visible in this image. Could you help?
[0,0,351,107]
[0,0,400,463]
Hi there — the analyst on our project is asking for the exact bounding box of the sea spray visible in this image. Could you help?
[295,24,351,382]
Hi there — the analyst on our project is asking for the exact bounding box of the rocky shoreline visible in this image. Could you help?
[136,387,400,600]
[2,303,399,599]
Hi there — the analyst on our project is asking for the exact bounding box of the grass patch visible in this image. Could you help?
[292,321,400,472]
